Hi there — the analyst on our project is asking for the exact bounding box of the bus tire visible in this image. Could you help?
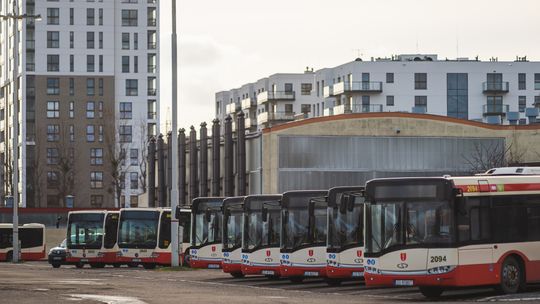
[75,263,84,269]
[52,263,61,269]
[90,263,105,269]
[499,256,524,294]
[324,278,343,286]
[290,277,304,283]
[128,263,139,268]
[230,272,245,278]
[113,263,121,268]
[143,263,156,270]
[265,275,280,280]
[419,286,444,298]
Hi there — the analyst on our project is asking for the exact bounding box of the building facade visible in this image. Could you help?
[216,54,540,129]
[0,0,159,208]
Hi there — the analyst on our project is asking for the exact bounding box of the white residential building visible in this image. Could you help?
[0,0,159,208]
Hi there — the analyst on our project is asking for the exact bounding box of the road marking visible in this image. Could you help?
[54,280,105,285]
[478,295,540,302]
[262,296,288,299]
[68,294,147,304]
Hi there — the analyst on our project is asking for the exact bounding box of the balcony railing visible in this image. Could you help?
[147,89,157,96]
[323,107,334,116]
[245,117,256,129]
[333,81,383,95]
[257,91,295,104]
[225,103,237,114]
[257,111,295,124]
[323,85,334,98]
[241,97,256,109]
[26,40,35,49]
[482,82,509,93]
[147,42,157,49]
[147,64,156,73]
[483,104,509,115]
[148,112,157,120]
[147,19,157,26]
[412,106,427,114]
[334,104,383,114]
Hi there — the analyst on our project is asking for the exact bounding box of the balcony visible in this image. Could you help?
[412,106,427,114]
[482,82,509,93]
[225,103,237,114]
[333,104,383,115]
[323,108,334,116]
[333,81,383,95]
[323,85,334,98]
[147,89,157,96]
[147,19,157,26]
[148,42,157,50]
[147,112,157,120]
[483,104,509,115]
[245,117,256,129]
[257,111,295,124]
[241,97,256,110]
[257,91,295,105]
[147,64,156,73]
[26,40,35,50]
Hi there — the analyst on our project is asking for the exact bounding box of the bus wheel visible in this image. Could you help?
[143,263,156,270]
[230,272,245,278]
[113,264,121,268]
[419,286,444,298]
[75,263,84,269]
[92,263,105,268]
[499,256,524,294]
[52,263,61,269]
[265,275,280,280]
[290,277,304,283]
[325,278,343,286]
[128,263,138,268]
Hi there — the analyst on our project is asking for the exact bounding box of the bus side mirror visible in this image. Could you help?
[283,210,289,224]
[175,206,181,220]
[178,213,190,227]
[262,207,268,222]
[308,201,315,217]
[205,209,211,222]
[339,196,348,214]
[347,196,356,212]
[224,208,231,223]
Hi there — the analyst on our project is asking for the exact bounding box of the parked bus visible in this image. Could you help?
[326,186,365,285]
[189,197,225,269]
[117,207,190,269]
[65,210,119,268]
[280,190,328,282]
[0,223,46,261]
[363,173,540,298]
[222,196,245,277]
[241,195,282,278]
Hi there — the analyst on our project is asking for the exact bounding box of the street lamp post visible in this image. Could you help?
[170,0,180,267]
[1,2,41,263]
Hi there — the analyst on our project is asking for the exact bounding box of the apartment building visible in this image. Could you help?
[0,0,159,208]
[216,54,540,129]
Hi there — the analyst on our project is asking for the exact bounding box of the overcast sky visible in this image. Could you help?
[158,0,539,132]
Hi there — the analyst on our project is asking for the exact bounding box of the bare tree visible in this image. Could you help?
[104,115,132,208]
[53,124,77,205]
[463,140,526,174]
[138,118,149,194]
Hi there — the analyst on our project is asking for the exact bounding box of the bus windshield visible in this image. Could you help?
[67,213,105,249]
[223,206,243,251]
[118,211,159,249]
[366,200,454,254]
[328,195,364,251]
[282,194,327,251]
[192,202,222,247]
[243,199,280,252]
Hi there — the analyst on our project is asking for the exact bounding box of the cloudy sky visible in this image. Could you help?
[159,0,539,132]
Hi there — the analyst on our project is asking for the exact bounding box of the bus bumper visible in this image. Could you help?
[241,264,281,276]
[190,258,222,269]
[365,271,457,287]
[280,265,327,278]
[222,262,242,274]
[326,265,364,279]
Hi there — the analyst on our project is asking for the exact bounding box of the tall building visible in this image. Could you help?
[216,54,540,129]
[0,0,159,208]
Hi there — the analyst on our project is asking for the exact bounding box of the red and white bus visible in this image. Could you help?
[117,207,190,269]
[222,196,245,277]
[280,190,328,282]
[0,223,46,261]
[363,172,540,298]
[241,195,282,278]
[326,186,365,285]
[189,197,225,269]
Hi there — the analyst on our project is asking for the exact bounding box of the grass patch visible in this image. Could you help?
[157,266,197,272]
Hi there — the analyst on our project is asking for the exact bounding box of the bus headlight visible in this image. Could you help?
[150,252,160,258]
[97,252,105,258]
[427,265,455,275]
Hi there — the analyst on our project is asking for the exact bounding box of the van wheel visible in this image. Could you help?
[143,263,156,270]
[75,263,84,269]
[230,272,245,278]
[52,263,61,269]
[499,256,524,294]
[419,286,444,298]
[290,277,304,283]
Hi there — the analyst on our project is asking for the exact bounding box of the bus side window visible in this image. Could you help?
[527,206,540,241]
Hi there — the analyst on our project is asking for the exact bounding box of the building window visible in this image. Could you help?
[98,32,103,49]
[519,96,527,113]
[119,125,132,143]
[87,55,95,72]
[47,31,60,48]
[69,101,74,118]
[70,55,74,72]
[70,31,74,48]
[386,73,394,83]
[86,101,95,118]
[47,8,60,25]
[415,96,427,109]
[148,54,156,73]
[120,102,132,119]
[130,149,138,165]
[70,8,74,25]
[134,33,138,49]
[518,73,526,90]
[47,101,60,118]
[47,78,60,95]
[120,172,126,189]
[99,55,103,72]
[98,125,104,142]
[134,56,138,73]
[69,125,74,142]
[535,74,540,90]
[46,148,59,165]
[90,171,103,189]
[87,78,95,95]
[98,8,103,25]
[121,9,138,26]
[87,8,95,25]
[87,32,95,49]
[301,83,312,95]
[98,101,103,118]
[90,195,103,207]
[386,95,394,106]
[47,171,59,189]
[535,96,540,108]
[122,56,129,73]
[90,148,103,165]
[447,73,468,120]
[69,78,75,95]
[126,79,138,96]
[47,125,60,142]
[47,55,60,71]
[148,100,156,119]
[414,73,427,90]
[122,33,130,49]
[147,77,156,95]
[86,125,95,142]
[130,172,138,189]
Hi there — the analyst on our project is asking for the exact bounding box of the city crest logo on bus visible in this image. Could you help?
[211,246,216,252]
[357,250,363,257]
[266,250,271,257]
[308,249,314,257]
[400,252,407,261]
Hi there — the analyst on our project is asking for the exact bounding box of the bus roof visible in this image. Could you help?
[327,186,364,207]
[243,194,282,210]
[0,223,45,229]
[223,196,245,208]
[449,174,540,195]
[191,197,224,210]
[281,190,328,207]
[68,210,118,215]
[477,167,540,176]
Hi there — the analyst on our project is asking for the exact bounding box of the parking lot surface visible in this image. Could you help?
[2,262,540,303]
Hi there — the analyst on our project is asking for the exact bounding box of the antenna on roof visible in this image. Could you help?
[353,48,363,61]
